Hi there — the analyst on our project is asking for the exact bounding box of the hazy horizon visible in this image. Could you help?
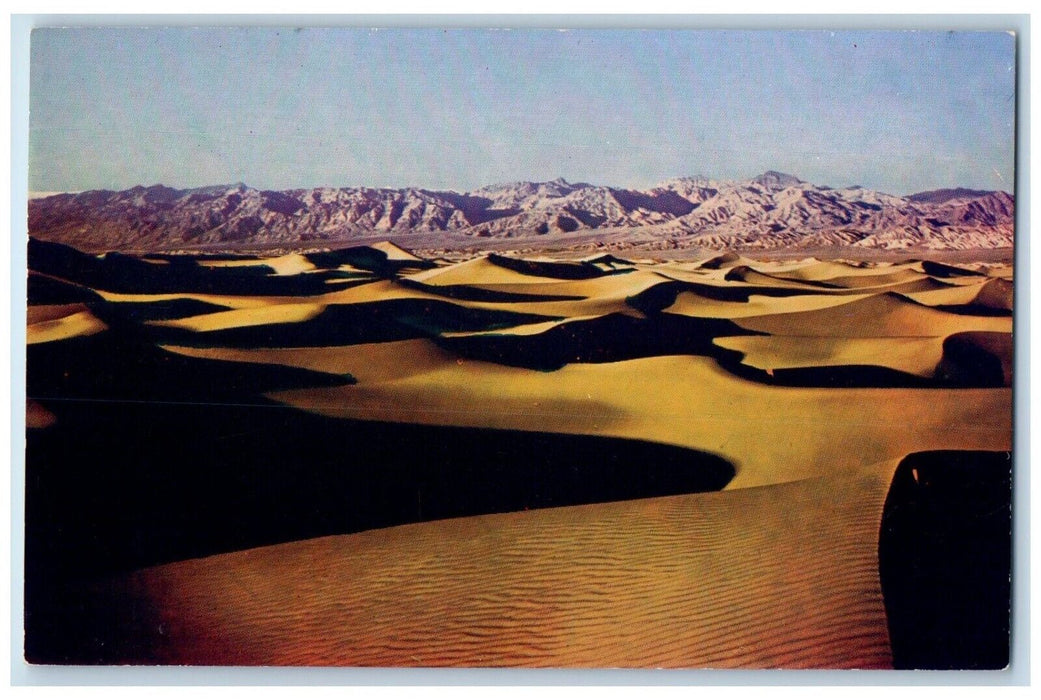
[29,28,1016,196]
[24,170,1017,199]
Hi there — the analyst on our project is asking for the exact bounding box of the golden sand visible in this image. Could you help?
[27,309,107,344]
[117,459,898,667]
[28,247,1015,668]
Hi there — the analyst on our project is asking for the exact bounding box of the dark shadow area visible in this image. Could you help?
[724,265,844,289]
[714,350,1008,391]
[935,332,1012,388]
[25,398,734,664]
[27,272,105,305]
[697,252,741,270]
[920,260,981,278]
[725,362,942,389]
[878,450,1012,670]
[129,298,559,349]
[584,253,635,267]
[934,303,1013,318]
[25,399,734,582]
[627,280,828,315]
[27,328,355,406]
[487,252,619,280]
[87,297,235,322]
[304,246,436,276]
[396,277,585,303]
[29,237,380,296]
[610,188,699,216]
[436,312,763,371]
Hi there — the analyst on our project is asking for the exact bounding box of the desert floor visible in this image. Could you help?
[24,238,1012,669]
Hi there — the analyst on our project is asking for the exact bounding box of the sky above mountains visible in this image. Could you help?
[29,27,1016,195]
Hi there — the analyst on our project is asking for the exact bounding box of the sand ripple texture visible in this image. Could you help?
[118,461,896,667]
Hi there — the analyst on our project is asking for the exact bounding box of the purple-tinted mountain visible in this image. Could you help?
[28,173,1014,252]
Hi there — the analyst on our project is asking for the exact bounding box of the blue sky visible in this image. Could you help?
[28,28,1016,195]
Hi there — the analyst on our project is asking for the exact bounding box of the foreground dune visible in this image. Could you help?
[98,460,898,667]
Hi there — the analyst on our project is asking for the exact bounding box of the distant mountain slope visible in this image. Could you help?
[28,173,1014,252]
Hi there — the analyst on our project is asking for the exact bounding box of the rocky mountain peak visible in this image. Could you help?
[752,171,804,189]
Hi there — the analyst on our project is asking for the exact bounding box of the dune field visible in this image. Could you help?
[24,237,1012,669]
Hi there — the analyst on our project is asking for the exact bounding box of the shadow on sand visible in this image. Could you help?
[879,450,1012,670]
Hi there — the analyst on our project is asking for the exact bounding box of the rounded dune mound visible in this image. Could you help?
[935,332,1013,387]
[148,302,327,333]
[764,260,917,283]
[733,292,1012,338]
[449,268,672,301]
[921,260,985,278]
[369,240,425,261]
[199,253,317,276]
[27,302,91,325]
[163,338,455,384]
[974,277,1013,312]
[579,252,636,269]
[814,269,929,289]
[406,255,565,286]
[27,308,108,344]
[88,460,898,667]
[697,251,746,270]
[433,311,758,371]
[723,265,841,290]
[896,279,994,308]
[665,289,874,319]
[713,335,945,379]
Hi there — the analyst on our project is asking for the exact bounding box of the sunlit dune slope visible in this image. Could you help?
[731,293,1010,338]
[197,252,316,276]
[712,335,947,378]
[105,459,898,668]
[265,353,1009,489]
[27,308,107,344]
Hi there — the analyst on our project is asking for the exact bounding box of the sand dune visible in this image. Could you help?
[99,459,898,667]
[975,277,1014,311]
[150,301,327,332]
[27,308,107,344]
[26,302,91,325]
[761,260,920,282]
[271,353,1010,490]
[198,252,317,276]
[733,292,1011,338]
[665,290,875,319]
[713,335,946,378]
[407,255,582,286]
[163,339,454,384]
[24,240,1014,668]
[369,240,427,261]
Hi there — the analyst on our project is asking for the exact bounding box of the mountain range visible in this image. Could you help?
[27,171,1014,252]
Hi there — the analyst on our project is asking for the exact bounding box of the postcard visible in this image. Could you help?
[23,26,1015,669]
